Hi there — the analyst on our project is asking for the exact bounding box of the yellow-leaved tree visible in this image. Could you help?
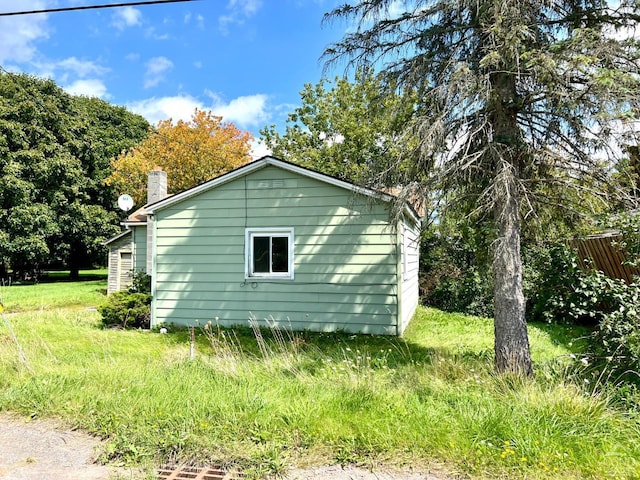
[105,109,253,205]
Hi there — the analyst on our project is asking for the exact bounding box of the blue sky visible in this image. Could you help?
[0,0,355,155]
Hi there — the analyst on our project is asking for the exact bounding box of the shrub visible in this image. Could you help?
[98,291,151,329]
[419,227,494,317]
[524,242,614,325]
[590,280,640,379]
[524,229,640,381]
[128,270,151,294]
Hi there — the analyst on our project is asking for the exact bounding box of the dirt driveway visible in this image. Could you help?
[0,414,453,480]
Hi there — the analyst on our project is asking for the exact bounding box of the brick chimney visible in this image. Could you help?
[147,166,167,205]
[146,167,167,276]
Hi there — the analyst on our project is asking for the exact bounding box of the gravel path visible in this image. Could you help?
[0,414,454,480]
[0,414,133,480]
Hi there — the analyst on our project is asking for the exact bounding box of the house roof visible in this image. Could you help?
[120,193,174,226]
[123,205,148,225]
[102,228,131,246]
[145,156,422,223]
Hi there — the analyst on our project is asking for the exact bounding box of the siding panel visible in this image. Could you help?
[106,232,132,294]
[152,165,409,335]
[399,219,420,334]
[132,225,147,273]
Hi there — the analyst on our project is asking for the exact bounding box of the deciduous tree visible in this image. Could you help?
[0,72,150,279]
[106,109,253,205]
[324,0,640,375]
[260,69,416,184]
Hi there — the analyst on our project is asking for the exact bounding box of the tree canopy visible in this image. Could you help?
[105,109,253,206]
[324,0,640,374]
[260,69,416,184]
[0,72,150,279]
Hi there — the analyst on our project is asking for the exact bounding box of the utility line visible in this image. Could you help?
[0,0,198,17]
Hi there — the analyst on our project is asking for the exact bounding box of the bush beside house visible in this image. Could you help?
[99,271,151,329]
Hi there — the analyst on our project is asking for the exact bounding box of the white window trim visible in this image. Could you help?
[245,227,295,280]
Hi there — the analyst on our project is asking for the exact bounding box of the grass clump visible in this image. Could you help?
[1,280,639,479]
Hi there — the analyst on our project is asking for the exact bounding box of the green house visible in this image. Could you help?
[106,156,421,335]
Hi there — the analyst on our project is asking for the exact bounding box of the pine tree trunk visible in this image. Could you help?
[490,70,533,376]
[492,165,533,376]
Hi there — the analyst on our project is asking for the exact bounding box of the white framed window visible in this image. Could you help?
[245,228,294,279]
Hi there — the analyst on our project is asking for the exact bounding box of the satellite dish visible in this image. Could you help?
[117,194,134,212]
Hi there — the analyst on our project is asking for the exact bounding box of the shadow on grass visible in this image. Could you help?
[156,322,497,372]
[4,270,108,286]
[529,321,593,354]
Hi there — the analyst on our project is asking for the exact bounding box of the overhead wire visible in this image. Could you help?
[0,0,198,17]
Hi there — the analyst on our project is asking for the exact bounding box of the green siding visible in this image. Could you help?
[152,165,402,335]
[131,225,147,273]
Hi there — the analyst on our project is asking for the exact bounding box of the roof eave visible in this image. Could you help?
[121,221,147,227]
[102,229,132,246]
[146,156,410,216]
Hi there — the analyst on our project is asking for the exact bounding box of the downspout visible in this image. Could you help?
[131,227,136,272]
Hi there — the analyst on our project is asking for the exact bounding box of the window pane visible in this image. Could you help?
[253,236,270,273]
[271,236,289,273]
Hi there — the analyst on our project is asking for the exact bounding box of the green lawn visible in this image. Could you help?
[0,279,106,312]
[0,276,638,479]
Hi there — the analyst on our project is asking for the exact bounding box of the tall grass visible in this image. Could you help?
[1,284,639,479]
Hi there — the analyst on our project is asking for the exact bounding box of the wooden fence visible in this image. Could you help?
[569,233,639,284]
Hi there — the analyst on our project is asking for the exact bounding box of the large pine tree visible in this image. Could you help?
[324,0,640,374]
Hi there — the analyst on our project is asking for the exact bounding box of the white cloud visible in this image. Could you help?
[250,139,271,160]
[144,27,169,40]
[0,0,49,63]
[126,92,272,131]
[56,57,109,78]
[126,94,203,125]
[603,4,639,41]
[27,57,109,93]
[209,93,269,128]
[219,0,262,34]
[232,0,262,16]
[112,6,142,30]
[144,56,173,88]
[64,79,108,98]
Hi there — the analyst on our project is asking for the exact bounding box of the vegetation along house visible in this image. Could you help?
[105,156,422,335]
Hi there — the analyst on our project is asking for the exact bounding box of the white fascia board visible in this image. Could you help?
[121,221,148,227]
[145,156,421,224]
[102,228,131,246]
[145,158,271,214]
[272,158,394,201]
[403,205,422,227]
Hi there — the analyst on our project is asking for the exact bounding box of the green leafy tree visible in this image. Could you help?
[73,96,151,208]
[260,69,417,184]
[0,72,150,279]
[324,0,640,375]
